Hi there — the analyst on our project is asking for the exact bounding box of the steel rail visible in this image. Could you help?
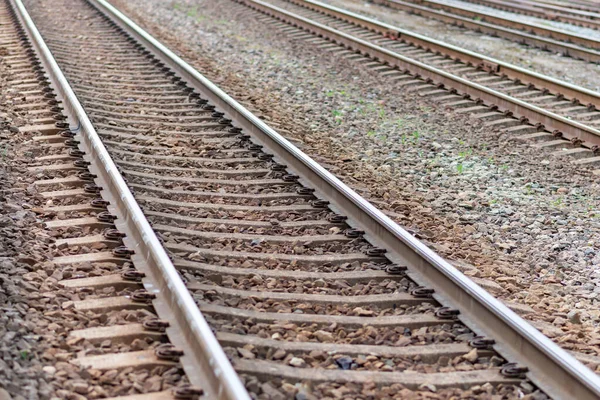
[529,0,600,13]
[472,0,600,19]
[275,0,600,145]
[371,0,600,55]
[78,0,600,398]
[11,0,251,399]
[292,0,600,107]
[517,0,600,19]
[461,0,600,29]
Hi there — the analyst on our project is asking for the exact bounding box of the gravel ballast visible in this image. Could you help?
[107,0,600,372]
[0,45,58,399]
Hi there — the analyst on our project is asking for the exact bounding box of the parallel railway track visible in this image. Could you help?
[514,0,600,13]
[1,1,212,399]
[460,0,600,30]
[3,0,600,398]
[501,0,600,21]
[367,0,600,64]
[238,0,600,169]
[527,0,600,14]
[491,0,600,21]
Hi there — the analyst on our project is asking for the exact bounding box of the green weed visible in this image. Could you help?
[187,7,198,17]
[458,148,473,158]
[552,197,563,207]
[332,110,343,124]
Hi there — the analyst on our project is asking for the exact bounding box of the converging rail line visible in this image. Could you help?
[368,0,600,63]
[459,0,600,30]
[239,0,600,170]
[523,0,600,14]
[3,0,600,398]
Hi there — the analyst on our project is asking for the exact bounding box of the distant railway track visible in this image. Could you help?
[528,0,600,14]
[515,0,600,15]
[368,0,600,64]
[239,0,600,168]
[4,0,600,398]
[494,0,600,21]
[461,0,600,30]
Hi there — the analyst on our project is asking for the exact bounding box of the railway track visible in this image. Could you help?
[501,0,600,21]
[0,1,212,399]
[237,0,600,170]
[498,0,600,20]
[460,0,600,30]
[367,0,600,64]
[529,0,600,14]
[491,0,600,15]
[3,0,600,398]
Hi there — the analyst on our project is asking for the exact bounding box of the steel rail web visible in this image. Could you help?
[10,0,251,399]
[79,0,600,398]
